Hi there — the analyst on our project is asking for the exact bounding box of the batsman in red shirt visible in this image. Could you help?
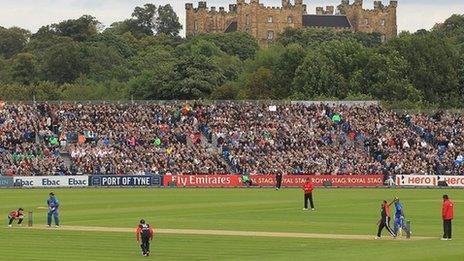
[302,178,315,210]
[136,219,155,257]
[441,195,454,240]
[8,208,24,227]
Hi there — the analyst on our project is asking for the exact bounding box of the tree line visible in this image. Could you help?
[0,4,463,108]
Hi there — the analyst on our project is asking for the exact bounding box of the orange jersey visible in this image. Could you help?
[136,224,154,241]
[303,181,314,194]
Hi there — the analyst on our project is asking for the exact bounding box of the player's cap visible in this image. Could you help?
[49,192,55,196]
[140,219,145,224]
[18,208,24,211]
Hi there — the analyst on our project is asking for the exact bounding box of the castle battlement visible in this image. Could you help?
[338,0,398,13]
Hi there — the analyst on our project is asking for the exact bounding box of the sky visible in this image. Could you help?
[0,0,463,36]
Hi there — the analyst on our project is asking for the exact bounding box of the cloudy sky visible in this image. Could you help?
[0,0,463,35]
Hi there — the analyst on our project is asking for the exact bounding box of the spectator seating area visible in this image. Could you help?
[0,101,463,176]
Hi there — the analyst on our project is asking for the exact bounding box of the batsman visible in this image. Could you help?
[47,192,60,227]
[390,197,410,237]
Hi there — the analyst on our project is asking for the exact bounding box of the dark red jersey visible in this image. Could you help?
[303,181,314,194]
[136,224,154,241]
[442,199,454,220]
[381,203,390,218]
[8,210,23,219]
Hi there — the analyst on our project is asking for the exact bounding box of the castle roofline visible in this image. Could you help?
[303,14,352,29]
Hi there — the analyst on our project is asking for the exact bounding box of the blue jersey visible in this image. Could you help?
[47,197,59,212]
[394,202,403,217]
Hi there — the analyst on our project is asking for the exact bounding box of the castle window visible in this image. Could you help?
[268,16,273,23]
[194,20,199,32]
[381,19,386,26]
[246,14,251,26]
[364,18,369,25]
[267,30,274,40]
[288,16,293,24]
[380,35,386,43]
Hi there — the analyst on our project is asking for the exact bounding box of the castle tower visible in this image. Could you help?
[338,0,398,42]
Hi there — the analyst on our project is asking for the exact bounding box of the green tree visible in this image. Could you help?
[170,55,225,99]
[0,27,31,58]
[81,43,126,82]
[11,53,39,85]
[156,4,182,36]
[240,67,276,99]
[278,28,381,49]
[128,66,173,100]
[386,33,461,107]
[187,33,259,60]
[350,50,422,102]
[272,43,305,98]
[48,15,101,41]
[132,3,157,35]
[41,42,87,83]
[292,50,344,99]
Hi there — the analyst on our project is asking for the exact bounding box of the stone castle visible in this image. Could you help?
[185,0,398,46]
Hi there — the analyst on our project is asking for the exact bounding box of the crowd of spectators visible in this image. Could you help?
[408,111,464,175]
[0,101,463,176]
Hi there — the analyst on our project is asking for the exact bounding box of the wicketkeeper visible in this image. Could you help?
[8,208,24,227]
[136,219,154,257]
[47,192,60,227]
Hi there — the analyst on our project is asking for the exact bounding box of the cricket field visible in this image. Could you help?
[0,188,462,260]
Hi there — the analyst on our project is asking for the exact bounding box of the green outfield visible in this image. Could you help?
[0,188,462,261]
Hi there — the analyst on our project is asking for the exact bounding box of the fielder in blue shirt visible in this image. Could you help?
[47,192,60,227]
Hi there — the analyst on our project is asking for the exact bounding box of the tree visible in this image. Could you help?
[11,53,39,85]
[106,20,149,38]
[278,27,381,49]
[106,4,158,37]
[240,67,276,99]
[41,42,87,84]
[0,27,31,58]
[188,33,259,60]
[87,31,136,59]
[349,50,422,102]
[48,15,101,41]
[132,4,157,35]
[170,55,225,99]
[156,4,182,36]
[81,43,126,82]
[386,33,461,107]
[292,50,344,99]
[128,66,173,100]
[272,43,305,98]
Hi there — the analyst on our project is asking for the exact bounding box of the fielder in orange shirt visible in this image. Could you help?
[136,219,154,257]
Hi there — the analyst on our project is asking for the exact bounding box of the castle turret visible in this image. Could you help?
[295,0,303,6]
[373,1,383,10]
[229,4,237,12]
[316,6,335,15]
[326,6,334,14]
[198,1,207,9]
[282,0,290,8]
[389,0,398,8]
